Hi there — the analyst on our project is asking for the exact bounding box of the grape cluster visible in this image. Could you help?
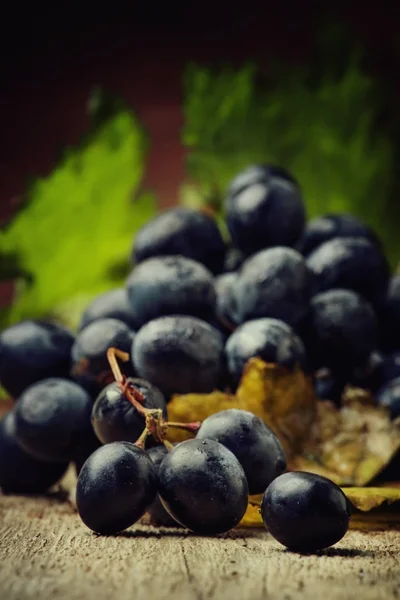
[4,161,399,551]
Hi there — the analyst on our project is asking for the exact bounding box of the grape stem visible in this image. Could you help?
[107,347,203,445]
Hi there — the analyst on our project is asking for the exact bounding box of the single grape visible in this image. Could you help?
[196,409,286,494]
[79,288,138,331]
[350,351,386,393]
[314,369,346,405]
[14,378,96,463]
[298,214,380,257]
[76,441,158,535]
[307,289,378,375]
[261,472,351,552]
[71,318,135,396]
[126,255,216,329]
[223,247,245,273]
[132,207,226,274]
[158,439,248,534]
[0,320,74,399]
[226,164,298,200]
[146,445,180,527]
[0,412,68,494]
[225,171,305,256]
[214,273,239,334]
[234,247,313,328]
[91,378,167,446]
[225,318,307,388]
[306,236,390,310]
[132,316,225,396]
[376,376,400,419]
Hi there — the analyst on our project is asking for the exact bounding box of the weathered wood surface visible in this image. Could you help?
[0,494,399,600]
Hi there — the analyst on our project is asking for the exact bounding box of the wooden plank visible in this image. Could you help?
[0,494,400,600]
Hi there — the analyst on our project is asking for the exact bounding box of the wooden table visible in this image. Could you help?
[1,494,399,600]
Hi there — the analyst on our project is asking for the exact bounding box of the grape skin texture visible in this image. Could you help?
[76,442,158,535]
[126,255,216,329]
[158,438,248,534]
[14,378,95,463]
[133,316,225,396]
[0,412,68,494]
[132,207,226,274]
[0,320,74,399]
[196,409,286,494]
[79,288,138,332]
[91,378,167,446]
[261,472,351,552]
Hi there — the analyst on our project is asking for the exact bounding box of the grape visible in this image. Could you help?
[132,316,225,396]
[225,318,307,388]
[223,247,245,273]
[376,376,400,419]
[298,214,380,257]
[314,369,346,405]
[261,472,351,552]
[307,289,378,375]
[79,288,138,332]
[214,273,239,334]
[0,412,68,494]
[234,247,313,328]
[76,441,158,535]
[14,378,96,463]
[350,351,386,393]
[91,378,167,446]
[306,237,390,310]
[381,275,400,351]
[0,320,74,399]
[225,171,305,255]
[71,318,135,396]
[126,256,215,329]
[146,445,180,527]
[132,207,226,274]
[158,439,248,534]
[196,409,286,494]
[226,164,299,201]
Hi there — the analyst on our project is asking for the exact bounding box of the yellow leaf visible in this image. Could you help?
[343,487,400,512]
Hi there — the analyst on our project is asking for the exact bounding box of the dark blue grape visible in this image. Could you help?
[234,247,313,328]
[225,318,307,388]
[76,441,158,535]
[0,412,68,494]
[214,273,239,334]
[261,472,351,552]
[71,318,135,396]
[226,164,299,202]
[225,172,305,256]
[0,320,74,399]
[126,256,215,329]
[79,288,138,332]
[146,445,180,527]
[223,247,245,273]
[307,289,378,375]
[196,409,286,494]
[306,237,390,310]
[14,378,96,463]
[91,378,167,446]
[381,275,400,351]
[376,377,400,419]
[298,214,380,257]
[314,369,346,405]
[132,207,226,274]
[158,438,248,534]
[132,316,224,396]
[350,351,386,393]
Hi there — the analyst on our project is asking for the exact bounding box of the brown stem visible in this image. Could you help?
[107,347,145,408]
[134,427,151,450]
[167,421,201,434]
[163,440,174,451]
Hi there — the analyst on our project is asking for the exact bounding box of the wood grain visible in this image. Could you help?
[1,494,399,600]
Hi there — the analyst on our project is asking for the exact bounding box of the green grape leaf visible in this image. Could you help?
[0,100,156,329]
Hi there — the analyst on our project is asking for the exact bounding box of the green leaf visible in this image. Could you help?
[0,98,156,330]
